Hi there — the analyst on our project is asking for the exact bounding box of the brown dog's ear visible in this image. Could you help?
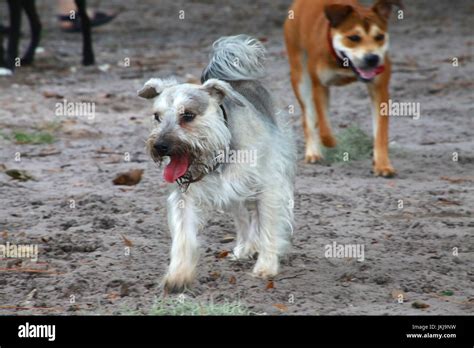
[372,0,403,21]
[324,4,354,28]
[137,78,178,99]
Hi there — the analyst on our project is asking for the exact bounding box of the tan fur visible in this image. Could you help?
[284,0,401,176]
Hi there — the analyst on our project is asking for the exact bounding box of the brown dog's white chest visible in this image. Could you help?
[318,66,357,86]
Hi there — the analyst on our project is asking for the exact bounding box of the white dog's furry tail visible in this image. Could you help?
[201,35,266,82]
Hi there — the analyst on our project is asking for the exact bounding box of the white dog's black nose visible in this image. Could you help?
[364,54,380,68]
[154,142,170,156]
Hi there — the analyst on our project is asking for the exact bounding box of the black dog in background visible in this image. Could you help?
[0,0,94,74]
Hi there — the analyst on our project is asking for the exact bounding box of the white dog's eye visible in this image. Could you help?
[153,112,161,122]
[180,111,196,123]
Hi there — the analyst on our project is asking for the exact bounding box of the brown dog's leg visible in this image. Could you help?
[286,47,313,162]
[310,73,337,149]
[288,54,329,163]
[368,61,395,177]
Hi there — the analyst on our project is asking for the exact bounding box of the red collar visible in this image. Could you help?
[327,24,342,64]
[327,24,385,75]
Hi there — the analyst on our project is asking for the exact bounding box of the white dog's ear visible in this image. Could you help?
[137,78,178,99]
[201,79,244,106]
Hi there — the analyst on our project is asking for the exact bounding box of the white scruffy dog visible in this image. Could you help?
[138,35,296,292]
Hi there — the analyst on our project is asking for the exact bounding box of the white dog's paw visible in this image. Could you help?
[163,268,195,293]
[252,254,279,279]
[229,244,257,261]
[0,68,13,76]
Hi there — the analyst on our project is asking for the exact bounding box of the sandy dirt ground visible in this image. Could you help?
[0,0,473,315]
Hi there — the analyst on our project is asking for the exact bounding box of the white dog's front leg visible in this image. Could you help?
[252,187,293,279]
[163,190,200,292]
[252,200,279,279]
[230,202,258,260]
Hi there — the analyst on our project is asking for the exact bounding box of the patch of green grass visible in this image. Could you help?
[144,297,256,316]
[12,131,55,144]
[322,126,373,163]
[440,290,454,296]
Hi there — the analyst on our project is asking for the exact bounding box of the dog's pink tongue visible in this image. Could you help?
[163,155,189,183]
[356,68,378,80]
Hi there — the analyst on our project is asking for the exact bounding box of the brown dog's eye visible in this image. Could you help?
[181,111,196,123]
[153,112,161,122]
[375,34,385,41]
[348,35,361,42]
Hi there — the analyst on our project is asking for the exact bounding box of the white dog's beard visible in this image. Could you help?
[175,154,222,192]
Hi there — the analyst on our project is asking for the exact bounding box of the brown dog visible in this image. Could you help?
[284,0,402,176]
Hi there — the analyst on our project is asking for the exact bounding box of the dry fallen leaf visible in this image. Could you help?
[209,271,220,280]
[273,303,288,312]
[266,280,274,290]
[121,234,133,247]
[217,250,229,259]
[412,301,430,309]
[220,235,235,243]
[23,147,61,158]
[5,169,36,181]
[440,176,473,184]
[113,169,144,186]
[437,198,461,206]
[106,292,120,302]
[43,91,64,99]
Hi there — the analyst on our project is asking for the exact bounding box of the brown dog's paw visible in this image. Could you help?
[373,165,396,177]
[304,153,322,164]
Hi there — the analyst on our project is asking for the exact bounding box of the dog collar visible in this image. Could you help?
[176,160,222,192]
[327,24,385,76]
[327,24,344,66]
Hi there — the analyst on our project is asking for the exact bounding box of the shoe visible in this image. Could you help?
[58,11,117,33]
